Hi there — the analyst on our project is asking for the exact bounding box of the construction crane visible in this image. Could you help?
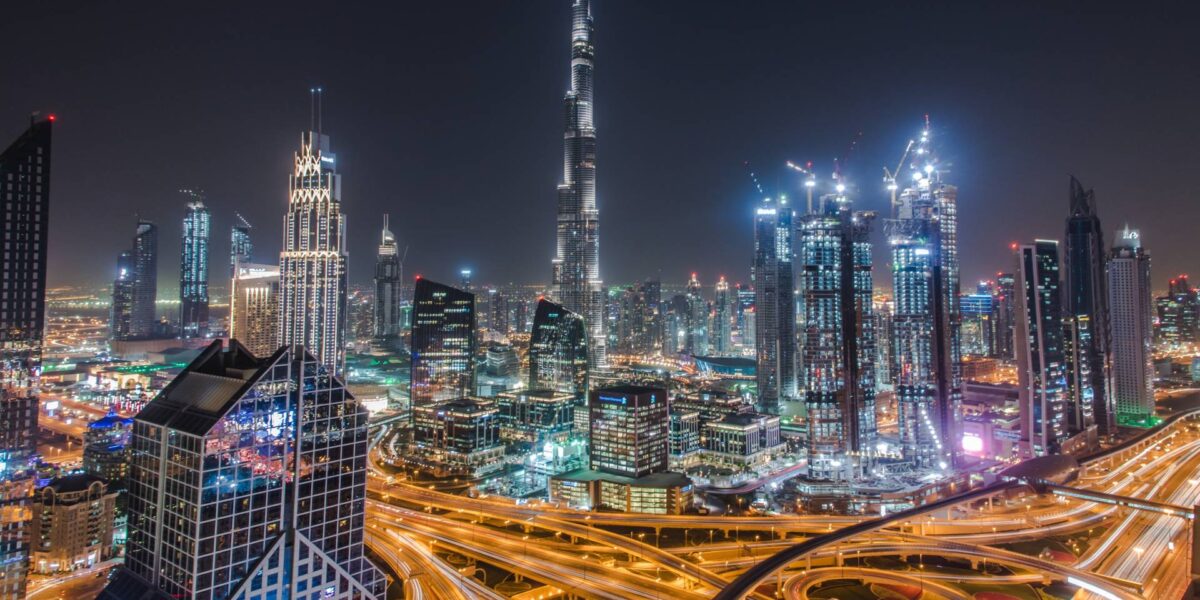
[882,139,915,217]
[785,160,817,213]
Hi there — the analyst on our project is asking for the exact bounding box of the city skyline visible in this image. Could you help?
[3,2,1198,291]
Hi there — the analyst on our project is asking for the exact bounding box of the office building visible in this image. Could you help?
[529,298,588,403]
[1014,241,1070,456]
[1156,274,1199,346]
[30,474,117,574]
[886,122,962,469]
[588,385,668,477]
[711,276,733,356]
[179,192,210,338]
[702,412,784,469]
[961,283,995,358]
[128,220,159,339]
[229,213,252,277]
[1107,226,1155,424]
[683,273,708,356]
[993,273,1016,360]
[797,191,876,480]
[668,409,701,459]
[82,412,134,489]
[373,214,403,339]
[874,296,894,387]
[278,123,348,375]
[100,340,385,600]
[0,115,51,600]
[753,196,796,415]
[229,263,280,357]
[550,0,607,370]
[110,251,135,340]
[412,398,504,477]
[496,389,576,445]
[1064,176,1114,433]
[410,278,476,416]
[735,284,755,355]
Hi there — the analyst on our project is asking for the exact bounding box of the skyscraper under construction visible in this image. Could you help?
[886,120,962,470]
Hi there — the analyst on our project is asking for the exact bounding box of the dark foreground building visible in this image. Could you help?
[100,340,385,600]
[0,114,52,600]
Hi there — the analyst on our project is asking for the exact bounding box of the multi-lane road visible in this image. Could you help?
[364,410,1200,599]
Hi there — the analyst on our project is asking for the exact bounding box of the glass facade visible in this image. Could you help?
[410,278,476,418]
[529,298,588,404]
[180,193,211,338]
[230,263,281,357]
[588,385,667,479]
[798,194,876,480]
[230,213,253,278]
[1064,176,1114,433]
[1015,241,1069,456]
[107,341,384,600]
[0,116,52,600]
[752,198,796,415]
[373,215,402,339]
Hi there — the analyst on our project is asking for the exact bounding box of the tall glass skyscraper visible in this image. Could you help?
[1064,176,1114,434]
[100,341,385,600]
[1107,227,1154,425]
[0,115,52,600]
[110,251,135,341]
[753,196,796,416]
[712,276,733,356]
[1014,241,1070,457]
[798,192,876,480]
[130,220,159,339]
[551,0,607,370]
[180,192,210,338]
[529,298,589,404]
[886,121,962,469]
[410,278,476,417]
[993,272,1016,360]
[278,129,348,375]
[230,213,252,277]
[960,283,995,357]
[373,214,402,339]
[684,273,708,356]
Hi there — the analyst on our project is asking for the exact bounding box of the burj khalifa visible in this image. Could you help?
[552,0,607,369]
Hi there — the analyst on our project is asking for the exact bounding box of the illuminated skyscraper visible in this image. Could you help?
[230,213,252,277]
[1015,241,1070,457]
[712,276,733,356]
[0,115,52,600]
[130,220,159,339]
[110,251,134,340]
[374,214,403,339]
[410,278,476,416]
[529,298,589,404]
[960,283,995,357]
[1156,275,1199,346]
[1107,227,1154,424]
[887,120,961,469]
[1064,176,1114,434]
[101,341,385,600]
[798,191,876,480]
[230,263,280,357]
[551,0,606,369]
[278,123,348,375]
[179,192,210,338]
[684,273,708,356]
[993,272,1016,360]
[753,196,796,415]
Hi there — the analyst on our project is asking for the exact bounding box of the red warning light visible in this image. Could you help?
[48,114,56,122]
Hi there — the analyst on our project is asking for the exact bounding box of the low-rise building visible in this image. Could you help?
[413,398,505,477]
[30,474,117,574]
[701,412,785,468]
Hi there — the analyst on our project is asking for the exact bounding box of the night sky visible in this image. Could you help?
[3,1,1197,294]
